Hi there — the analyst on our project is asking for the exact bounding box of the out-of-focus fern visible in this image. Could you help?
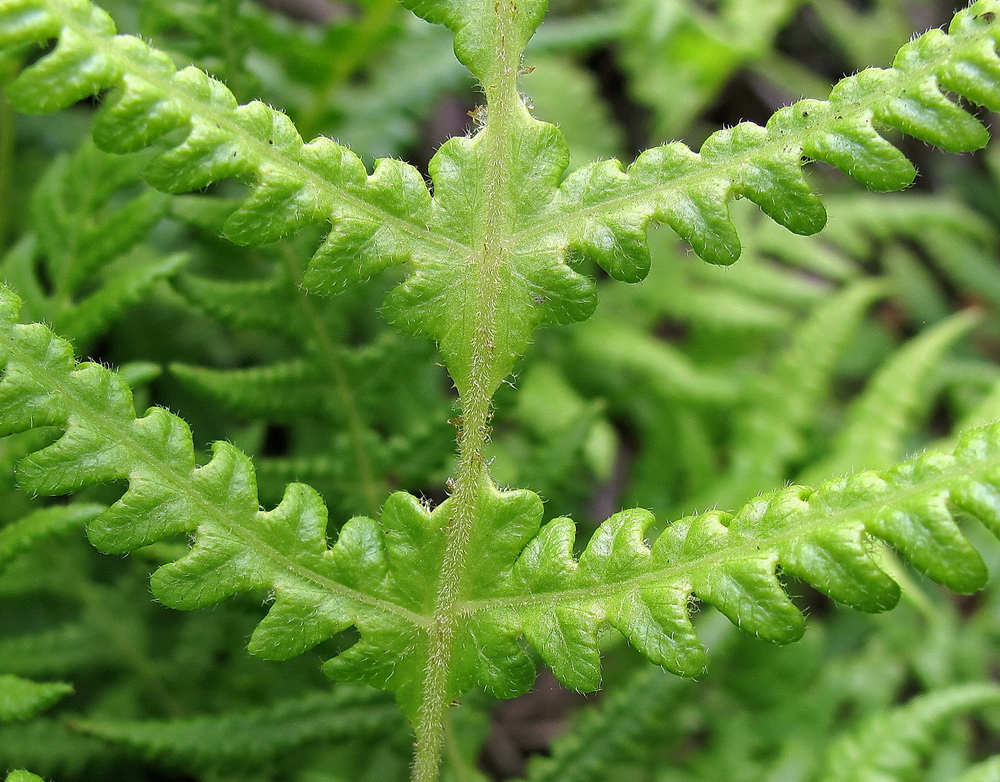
[71,688,404,772]
[0,140,182,347]
[0,673,72,721]
[818,684,1000,782]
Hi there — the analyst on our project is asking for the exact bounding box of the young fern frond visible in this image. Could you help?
[0,141,182,346]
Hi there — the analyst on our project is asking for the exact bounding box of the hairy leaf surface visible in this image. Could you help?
[2,287,1000,722]
[2,0,999,391]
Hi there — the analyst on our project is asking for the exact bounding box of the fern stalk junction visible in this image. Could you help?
[413,1,532,777]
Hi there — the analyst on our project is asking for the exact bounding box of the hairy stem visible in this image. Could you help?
[411,3,525,779]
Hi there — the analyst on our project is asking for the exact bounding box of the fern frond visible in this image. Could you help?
[0,623,109,676]
[169,359,337,420]
[619,0,802,139]
[173,268,301,338]
[818,684,1000,782]
[3,284,1000,724]
[801,311,979,483]
[1,141,183,345]
[0,285,422,689]
[521,1,1000,273]
[819,193,1000,317]
[701,279,886,508]
[569,320,739,405]
[0,504,104,574]
[0,0,532,396]
[28,141,171,292]
[71,688,403,771]
[0,674,72,721]
[4,0,998,394]
[457,423,1000,691]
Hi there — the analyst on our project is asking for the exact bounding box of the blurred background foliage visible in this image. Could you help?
[4,0,1000,779]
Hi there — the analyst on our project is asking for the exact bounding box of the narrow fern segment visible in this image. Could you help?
[802,310,980,483]
[71,688,403,770]
[0,504,104,575]
[0,675,72,721]
[817,684,1000,782]
[518,1,1000,274]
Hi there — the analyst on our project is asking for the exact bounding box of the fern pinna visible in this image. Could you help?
[3,0,1000,779]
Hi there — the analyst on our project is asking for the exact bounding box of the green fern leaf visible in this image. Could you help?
[569,319,739,405]
[801,310,980,483]
[55,251,186,345]
[0,674,72,721]
[4,0,999,393]
[3,284,1000,727]
[818,684,1000,782]
[2,283,1000,720]
[173,268,301,338]
[0,504,104,575]
[0,623,108,677]
[1,141,182,346]
[529,4,1000,276]
[702,279,886,508]
[71,688,403,770]
[467,424,1000,688]
[169,359,338,420]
